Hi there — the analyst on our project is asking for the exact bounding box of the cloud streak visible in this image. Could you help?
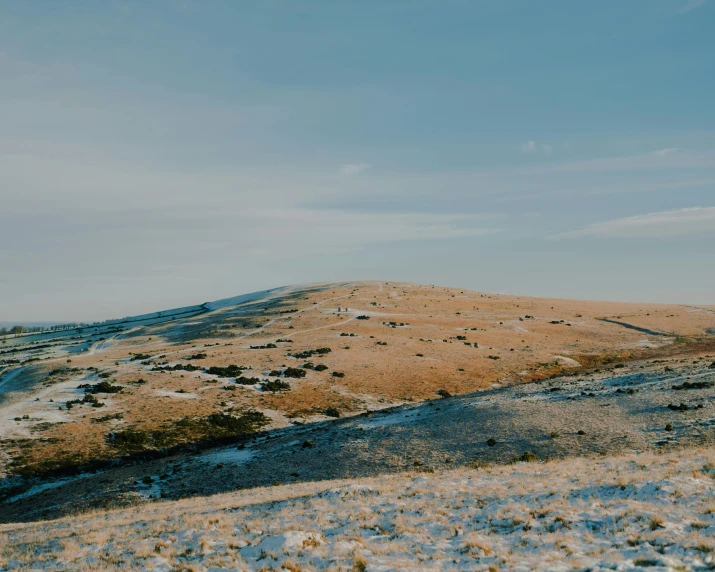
[680,0,707,13]
[521,141,552,155]
[339,163,372,175]
[551,207,715,239]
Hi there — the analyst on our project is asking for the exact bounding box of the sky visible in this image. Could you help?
[1,0,714,322]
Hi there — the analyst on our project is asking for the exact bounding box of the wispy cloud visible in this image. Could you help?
[521,141,552,155]
[551,207,715,239]
[652,147,679,156]
[680,0,707,13]
[528,148,715,175]
[339,163,372,175]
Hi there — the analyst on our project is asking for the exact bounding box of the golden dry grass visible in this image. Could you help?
[3,280,714,476]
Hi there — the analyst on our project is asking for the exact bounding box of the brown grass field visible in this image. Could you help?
[1,280,714,479]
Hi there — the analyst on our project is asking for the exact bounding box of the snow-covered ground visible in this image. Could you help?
[1,447,713,571]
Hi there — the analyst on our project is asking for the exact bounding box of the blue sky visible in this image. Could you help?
[1,0,714,321]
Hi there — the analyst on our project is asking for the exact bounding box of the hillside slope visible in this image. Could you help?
[1,281,713,488]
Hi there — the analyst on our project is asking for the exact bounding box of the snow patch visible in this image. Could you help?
[199,447,254,466]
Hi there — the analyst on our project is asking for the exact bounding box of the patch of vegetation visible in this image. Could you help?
[130,353,153,361]
[672,380,713,390]
[186,352,208,359]
[283,367,307,378]
[78,381,123,394]
[261,380,291,392]
[355,315,370,320]
[249,343,278,349]
[108,410,268,454]
[47,367,83,377]
[512,451,538,463]
[436,389,452,398]
[275,339,293,343]
[236,376,262,385]
[206,364,248,377]
[66,394,104,409]
[668,402,703,411]
[152,363,202,372]
[383,321,408,327]
[331,371,345,378]
[324,407,341,418]
[91,413,124,423]
[289,347,332,359]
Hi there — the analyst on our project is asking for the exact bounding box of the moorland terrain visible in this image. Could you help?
[0,281,714,569]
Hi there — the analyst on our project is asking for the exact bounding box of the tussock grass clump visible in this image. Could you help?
[511,451,538,463]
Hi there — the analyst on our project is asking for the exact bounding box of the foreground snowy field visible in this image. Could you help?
[1,448,714,571]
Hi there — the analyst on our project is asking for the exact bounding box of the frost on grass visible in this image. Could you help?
[1,448,714,571]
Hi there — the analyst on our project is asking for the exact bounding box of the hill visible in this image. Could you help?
[0,281,713,523]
